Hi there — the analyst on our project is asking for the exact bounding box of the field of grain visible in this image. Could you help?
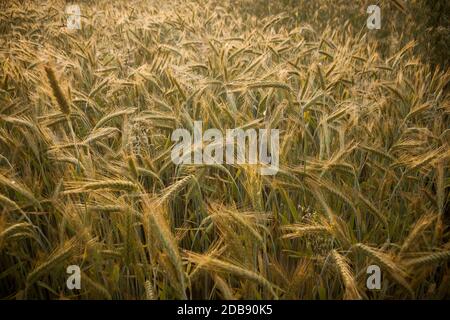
[0,0,449,299]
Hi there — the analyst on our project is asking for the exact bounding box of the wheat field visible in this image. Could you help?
[0,0,449,300]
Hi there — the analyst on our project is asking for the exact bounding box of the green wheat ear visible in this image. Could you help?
[44,65,71,115]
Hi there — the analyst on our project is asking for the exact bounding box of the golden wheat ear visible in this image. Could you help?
[331,250,362,300]
[44,65,71,115]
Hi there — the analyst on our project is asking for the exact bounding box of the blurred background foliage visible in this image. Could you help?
[222,0,449,69]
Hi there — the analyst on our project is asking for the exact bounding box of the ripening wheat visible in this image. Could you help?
[0,0,449,300]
